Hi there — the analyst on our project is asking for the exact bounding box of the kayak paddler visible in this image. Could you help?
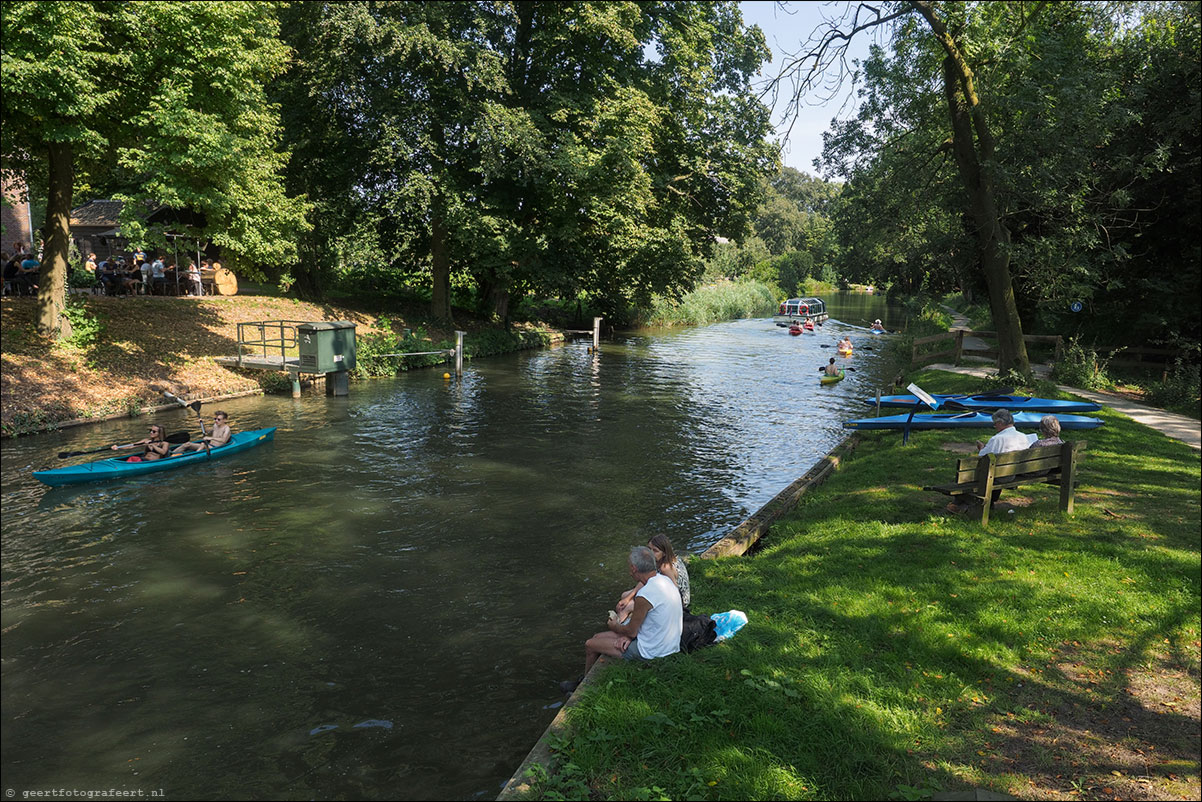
[111,423,171,462]
[819,357,840,376]
[172,410,232,454]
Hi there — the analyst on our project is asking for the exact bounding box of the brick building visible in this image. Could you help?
[1,175,36,257]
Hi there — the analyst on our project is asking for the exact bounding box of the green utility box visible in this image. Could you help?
[297,321,357,373]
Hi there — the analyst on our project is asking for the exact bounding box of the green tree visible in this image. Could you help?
[782,1,1051,373]
[275,1,776,324]
[1,1,307,336]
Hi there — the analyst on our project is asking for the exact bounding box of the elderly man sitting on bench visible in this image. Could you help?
[947,408,1032,513]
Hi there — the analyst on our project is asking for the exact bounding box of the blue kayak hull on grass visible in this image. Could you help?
[843,412,1102,431]
[34,428,277,486]
[865,393,1101,413]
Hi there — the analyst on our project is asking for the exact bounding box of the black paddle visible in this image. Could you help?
[163,391,202,413]
[58,431,190,459]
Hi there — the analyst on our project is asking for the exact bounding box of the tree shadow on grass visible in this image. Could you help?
[544,414,1199,800]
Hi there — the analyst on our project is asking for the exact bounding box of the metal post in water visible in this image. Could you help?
[593,317,602,350]
[455,331,465,376]
[290,369,301,399]
[876,389,881,417]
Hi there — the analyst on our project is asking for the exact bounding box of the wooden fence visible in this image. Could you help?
[911,330,1063,368]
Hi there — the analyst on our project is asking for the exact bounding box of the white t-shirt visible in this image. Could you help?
[979,425,1032,456]
[634,573,683,659]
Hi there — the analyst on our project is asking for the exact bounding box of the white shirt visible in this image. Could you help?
[979,425,1033,456]
[634,573,683,659]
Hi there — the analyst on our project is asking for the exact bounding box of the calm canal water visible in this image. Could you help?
[2,298,904,800]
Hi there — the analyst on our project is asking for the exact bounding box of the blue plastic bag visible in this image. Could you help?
[711,610,748,641]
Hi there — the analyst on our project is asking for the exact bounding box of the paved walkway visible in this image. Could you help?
[926,363,1201,450]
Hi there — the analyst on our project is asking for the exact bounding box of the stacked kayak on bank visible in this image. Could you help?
[865,393,1101,413]
[843,412,1103,431]
[34,428,277,487]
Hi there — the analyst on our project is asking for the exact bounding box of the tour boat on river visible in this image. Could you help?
[773,297,828,327]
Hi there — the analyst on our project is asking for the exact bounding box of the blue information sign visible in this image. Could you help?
[1070,301,1083,313]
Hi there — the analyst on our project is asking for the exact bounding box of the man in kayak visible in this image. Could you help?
[563,546,683,693]
[837,336,853,352]
[820,357,841,376]
[172,411,232,454]
[111,424,171,461]
[947,409,1031,513]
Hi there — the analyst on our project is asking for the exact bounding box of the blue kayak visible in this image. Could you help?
[843,412,1103,431]
[34,428,277,487]
[865,393,1101,413]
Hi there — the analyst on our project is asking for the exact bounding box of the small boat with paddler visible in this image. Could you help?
[34,428,277,487]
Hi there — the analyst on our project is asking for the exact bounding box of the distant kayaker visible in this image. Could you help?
[111,424,171,461]
[837,336,853,352]
[871,319,884,331]
[821,357,840,376]
[173,410,232,454]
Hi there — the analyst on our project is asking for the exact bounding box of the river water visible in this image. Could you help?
[1,298,904,800]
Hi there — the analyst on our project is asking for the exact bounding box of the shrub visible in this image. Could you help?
[60,295,104,350]
[1052,336,1116,390]
[1146,360,1201,416]
[643,280,777,327]
[353,325,452,378]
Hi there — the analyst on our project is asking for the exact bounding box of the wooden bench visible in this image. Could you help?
[923,441,1086,525]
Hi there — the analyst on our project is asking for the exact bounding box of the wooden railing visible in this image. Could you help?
[911,330,1063,368]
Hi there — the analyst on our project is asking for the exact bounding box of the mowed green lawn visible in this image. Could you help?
[524,370,1201,801]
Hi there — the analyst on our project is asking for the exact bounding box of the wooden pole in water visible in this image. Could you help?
[455,331,465,376]
[593,317,602,350]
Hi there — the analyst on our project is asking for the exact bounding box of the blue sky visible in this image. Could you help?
[738,1,873,177]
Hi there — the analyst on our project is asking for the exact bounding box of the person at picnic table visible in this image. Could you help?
[17,251,40,294]
[84,252,98,275]
[566,545,683,692]
[150,255,166,295]
[820,357,840,376]
[615,534,691,621]
[97,257,120,294]
[119,257,142,295]
[946,409,1032,513]
[111,424,171,462]
[173,410,232,454]
[184,260,202,296]
[2,251,20,295]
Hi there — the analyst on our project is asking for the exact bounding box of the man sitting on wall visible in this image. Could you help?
[563,545,683,693]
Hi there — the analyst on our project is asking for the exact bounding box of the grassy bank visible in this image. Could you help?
[524,369,1201,801]
[0,294,554,436]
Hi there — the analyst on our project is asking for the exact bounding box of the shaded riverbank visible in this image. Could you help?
[0,295,555,436]
[519,368,1201,801]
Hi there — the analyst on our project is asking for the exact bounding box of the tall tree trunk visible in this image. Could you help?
[430,214,453,323]
[926,23,1031,375]
[37,141,73,338]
